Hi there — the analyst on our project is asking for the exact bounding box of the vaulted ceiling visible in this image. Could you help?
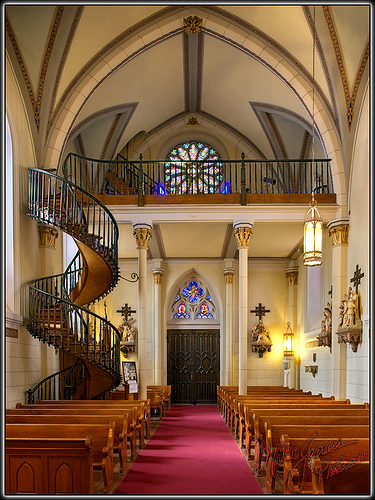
[5,4,370,261]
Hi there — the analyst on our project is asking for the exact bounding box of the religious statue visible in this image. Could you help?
[119,318,136,343]
[338,286,362,331]
[336,284,363,353]
[317,302,332,351]
[251,319,272,357]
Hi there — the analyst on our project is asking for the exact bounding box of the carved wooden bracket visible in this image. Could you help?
[336,329,362,353]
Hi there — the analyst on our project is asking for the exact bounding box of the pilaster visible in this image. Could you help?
[328,219,350,400]
[223,268,234,385]
[153,268,163,385]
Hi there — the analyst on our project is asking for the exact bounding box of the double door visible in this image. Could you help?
[167,329,219,404]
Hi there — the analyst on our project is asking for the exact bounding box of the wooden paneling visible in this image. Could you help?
[167,329,219,404]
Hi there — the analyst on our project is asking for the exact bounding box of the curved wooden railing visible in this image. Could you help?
[27,168,121,399]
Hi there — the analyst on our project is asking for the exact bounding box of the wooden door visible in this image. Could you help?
[167,329,220,404]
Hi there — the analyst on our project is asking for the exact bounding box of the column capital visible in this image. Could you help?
[285,267,299,285]
[327,219,350,247]
[233,222,253,248]
[133,223,152,249]
[223,268,234,284]
[37,224,59,249]
[152,268,163,284]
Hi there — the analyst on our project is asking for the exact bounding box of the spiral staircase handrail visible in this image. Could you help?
[27,166,122,397]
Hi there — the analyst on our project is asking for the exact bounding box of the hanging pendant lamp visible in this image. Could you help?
[303,6,322,267]
[303,192,323,266]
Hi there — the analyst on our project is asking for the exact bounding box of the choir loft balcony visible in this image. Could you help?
[62,152,336,207]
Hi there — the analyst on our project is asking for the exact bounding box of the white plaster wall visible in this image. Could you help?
[246,264,288,386]
[298,231,335,397]
[102,257,290,389]
[6,59,60,408]
[346,86,370,404]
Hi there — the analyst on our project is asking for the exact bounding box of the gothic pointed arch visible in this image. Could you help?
[167,270,221,327]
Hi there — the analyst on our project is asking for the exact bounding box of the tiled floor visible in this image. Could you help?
[94,407,283,495]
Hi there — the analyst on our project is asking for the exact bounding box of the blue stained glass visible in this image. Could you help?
[183,281,204,302]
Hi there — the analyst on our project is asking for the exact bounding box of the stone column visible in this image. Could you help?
[233,222,253,395]
[284,264,299,389]
[223,268,234,385]
[328,219,350,400]
[153,268,163,385]
[133,223,152,400]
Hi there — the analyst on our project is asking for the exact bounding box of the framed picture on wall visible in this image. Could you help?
[122,361,137,383]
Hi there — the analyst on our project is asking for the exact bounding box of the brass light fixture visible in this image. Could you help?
[283,321,294,357]
[303,6,323,267]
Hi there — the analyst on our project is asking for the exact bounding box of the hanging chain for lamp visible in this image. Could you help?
[304,5,323,267]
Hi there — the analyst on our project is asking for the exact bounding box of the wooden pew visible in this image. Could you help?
[148,385,171,413]
[5,436,94,495]
[6,412,130,472]
[246,408,370,457]
[262,423,369,494]
[147,389,164,419]
[218,386,305,416]
[309,456,370,495]
[241,402,368,457]
[34,399,151,440]
[252,413,369,467]
[229,394,338,432]
[281,434,370,494]
[225,391,318,426]
[217,386,300,413]
[6,422,115,494]
[13,404,140,455]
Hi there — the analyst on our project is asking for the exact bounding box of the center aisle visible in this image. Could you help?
[115,405,264,495]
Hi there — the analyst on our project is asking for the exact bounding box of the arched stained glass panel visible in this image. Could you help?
[165,141,223,195]
[171,277,216,321]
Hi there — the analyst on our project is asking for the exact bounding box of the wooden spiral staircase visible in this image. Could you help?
[27,167,122,399]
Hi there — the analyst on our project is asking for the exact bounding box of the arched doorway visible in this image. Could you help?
[166,276,220,404]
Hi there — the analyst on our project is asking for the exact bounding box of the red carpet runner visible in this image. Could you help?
[115,405,264,495]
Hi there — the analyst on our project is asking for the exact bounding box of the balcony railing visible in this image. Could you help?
[62,153,334,206]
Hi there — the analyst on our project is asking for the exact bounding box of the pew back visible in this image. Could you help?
[5,436,94,495]
[6,422,115,493]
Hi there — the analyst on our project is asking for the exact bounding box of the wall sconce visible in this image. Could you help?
[283,321,294,357]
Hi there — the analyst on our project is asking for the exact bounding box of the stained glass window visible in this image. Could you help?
[165,141,223,194]
[196,303,214,319]
[171,277,216,321]
[173,303,190,319]
[182,281,204,303]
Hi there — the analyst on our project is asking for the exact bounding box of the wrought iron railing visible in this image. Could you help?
[28,168,119,291]
[62,152,334,206]
[26,359,84,404]
[27,273,121,384]
[27,167,122,397]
